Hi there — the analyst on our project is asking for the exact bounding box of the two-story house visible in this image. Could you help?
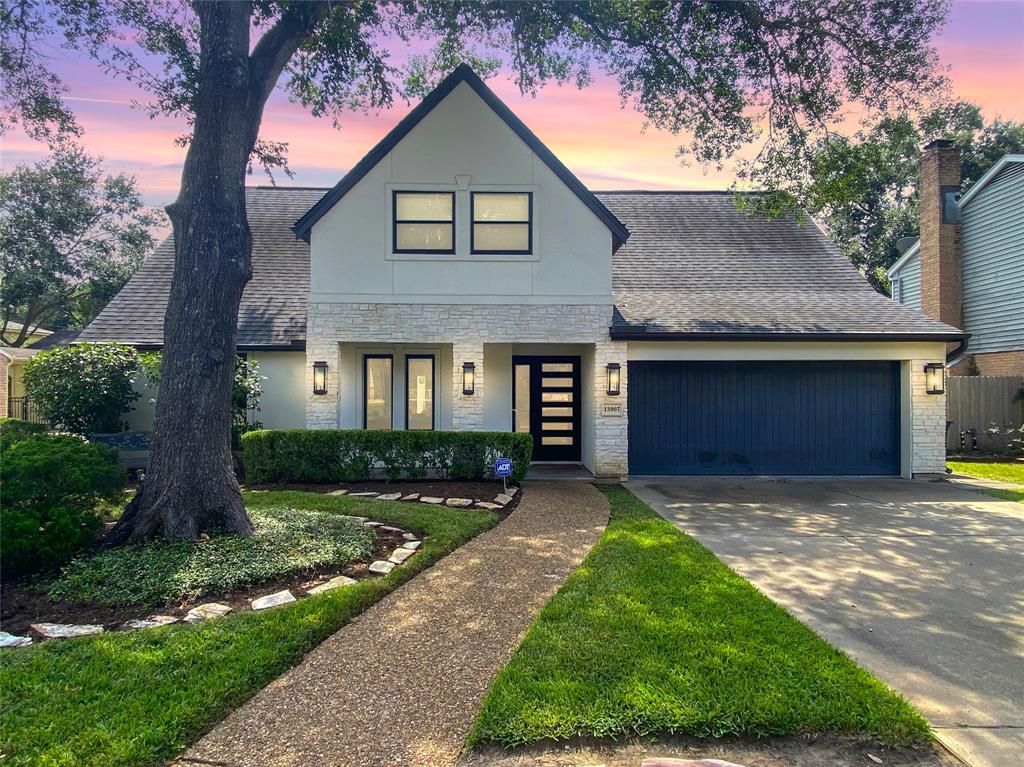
[888,143,1024,376]
[81,65,962,477]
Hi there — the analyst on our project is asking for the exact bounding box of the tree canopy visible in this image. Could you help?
[0,145,160,345]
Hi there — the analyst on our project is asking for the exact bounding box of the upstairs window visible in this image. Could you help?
[393,191,455,254]
[471,192,532,255]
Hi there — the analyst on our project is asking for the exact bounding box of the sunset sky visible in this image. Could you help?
[2,0,1022,209]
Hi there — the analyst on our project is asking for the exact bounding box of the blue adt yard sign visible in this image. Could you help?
[494,457,513,478]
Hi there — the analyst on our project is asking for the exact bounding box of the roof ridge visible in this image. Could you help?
[595,189,758,195]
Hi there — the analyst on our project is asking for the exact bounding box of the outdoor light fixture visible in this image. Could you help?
[606,362,621,396]
[462,362,476,395]
[312,361,328,395]
[924,362,945,395]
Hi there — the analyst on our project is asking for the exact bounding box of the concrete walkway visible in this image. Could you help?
[630,477,1024,767]
[178,482,608,767]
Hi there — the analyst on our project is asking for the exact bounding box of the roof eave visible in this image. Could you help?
[609,329,967,342]
[958,153,1024,209]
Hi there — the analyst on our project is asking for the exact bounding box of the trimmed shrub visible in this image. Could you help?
[242,429,533,484]
[0,434,124,577]
[0,417,46,452]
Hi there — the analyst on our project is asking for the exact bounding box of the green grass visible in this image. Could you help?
[49,506,376,606]
[974,487,1024,502]
[470,485,930,749]
[0,492,499,767]
[947,459,1024,485]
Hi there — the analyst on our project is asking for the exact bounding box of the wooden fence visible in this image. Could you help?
[946,375,1024,452]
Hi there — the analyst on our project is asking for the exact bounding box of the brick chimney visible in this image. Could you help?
[918,139,962,329]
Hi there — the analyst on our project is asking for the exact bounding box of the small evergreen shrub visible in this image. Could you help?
[242,429,533,484]
[0,417,46,452]
[0,434,124,577]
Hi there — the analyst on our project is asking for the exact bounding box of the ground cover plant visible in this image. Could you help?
[49,506,376,606]
[947,459,1024,485]
[470,485,930,749]
[0,491,500,767]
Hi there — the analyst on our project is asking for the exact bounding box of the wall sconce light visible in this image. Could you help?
[606,362,621,396]
[462,362,476,395]
[924,363,945,395]
[312,360,328,395]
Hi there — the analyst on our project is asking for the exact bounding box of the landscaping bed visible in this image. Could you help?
[247,479,522,514]
[0,490,502,767]
[470,484,932,749]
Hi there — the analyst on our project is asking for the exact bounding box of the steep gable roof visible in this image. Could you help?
[292,64,630,250]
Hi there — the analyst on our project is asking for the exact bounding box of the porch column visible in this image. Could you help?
[593,339,629,477]
[452,340,484,431]
[306,303,341,428]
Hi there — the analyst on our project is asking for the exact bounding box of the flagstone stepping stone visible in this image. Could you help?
[475,501,501,510]
[376,492,403,501]
[327,489,348,496]
[368,560,395,575]
[401,540,421,550]
[31,623,103,639]
[123,615,178,630]
[446,498,473,507]
[252,590,296,610]
[401,493,420,501]
[419,496,444,504]
[389,548,417,564]
[307,575,357,595]
[494,493,514,505]
[364,521,383,526]
[184,603,232,623]
[507,487,519,496]
[0,631,32,648]
[380,525,403,532]
[341,515,368,522]
[349,491,379,497]
[402,532,417,540]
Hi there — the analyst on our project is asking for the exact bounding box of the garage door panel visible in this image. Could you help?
[628,361,900,475]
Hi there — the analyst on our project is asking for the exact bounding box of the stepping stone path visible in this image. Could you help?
[0,631,32,648]
[401,493,420,501]
[389,548,417,565]
[365,521,383,527]
[402,540,421,551]
[31,623,103,639]
[307,575,357,595]
[376,492,403,501]
[123,615,178,630]
[341,515,368,523]
[369,560,395,575]
[349,491,379,497]
[327,489,348,496]
[380,526,403,532]
[402,532,417,540]
[446,498,474,507]
[494,493,514,505]
[475,501,501,510]
[252,590,296,610]
[419,496,445,504]
[185,603,233,623]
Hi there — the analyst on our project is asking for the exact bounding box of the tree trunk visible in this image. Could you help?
[106,3,256,544]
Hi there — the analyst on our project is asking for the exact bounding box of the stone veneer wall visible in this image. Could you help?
[306,302,628,476]
[911,359,947,474]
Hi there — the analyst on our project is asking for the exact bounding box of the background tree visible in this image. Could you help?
[746,101,1024,291]
[0,145,160,346]
[1,0,952,543]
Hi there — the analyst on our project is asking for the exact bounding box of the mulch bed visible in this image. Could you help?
[0,526,409,637]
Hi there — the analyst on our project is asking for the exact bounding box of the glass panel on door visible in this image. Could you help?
[364,356,392,430]
[514,364,531,434]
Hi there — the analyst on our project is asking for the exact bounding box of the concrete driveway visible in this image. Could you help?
[629,477,1024,767]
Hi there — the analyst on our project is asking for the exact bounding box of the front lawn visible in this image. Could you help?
[947,458,1024,485]
[470,485,930,748]
[0,491,499,767]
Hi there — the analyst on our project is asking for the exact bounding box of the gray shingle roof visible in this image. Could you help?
[82,187,962,347]
[80,187,322,348]
[598,191,962,339]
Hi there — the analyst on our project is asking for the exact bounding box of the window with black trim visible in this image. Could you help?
[393,191,455,253]
[363,354,393,430]
[406,355,435,430]
[471,192,532,254]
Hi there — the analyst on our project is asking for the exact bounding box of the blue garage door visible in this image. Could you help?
[628,361,900,475]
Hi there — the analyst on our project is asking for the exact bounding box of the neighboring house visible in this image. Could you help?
[1,328,80,420]
[1,321,52,348]
[889,145,1024,376]
[81,65,962,477]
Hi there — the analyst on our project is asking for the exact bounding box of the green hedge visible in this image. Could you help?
[1,434,125,577]
[242,429,532,484]
[0,418,47,452]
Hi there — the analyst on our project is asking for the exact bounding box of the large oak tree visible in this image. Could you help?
[1,0,951,542]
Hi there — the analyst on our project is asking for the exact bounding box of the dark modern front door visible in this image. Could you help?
[512,356,582,462]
